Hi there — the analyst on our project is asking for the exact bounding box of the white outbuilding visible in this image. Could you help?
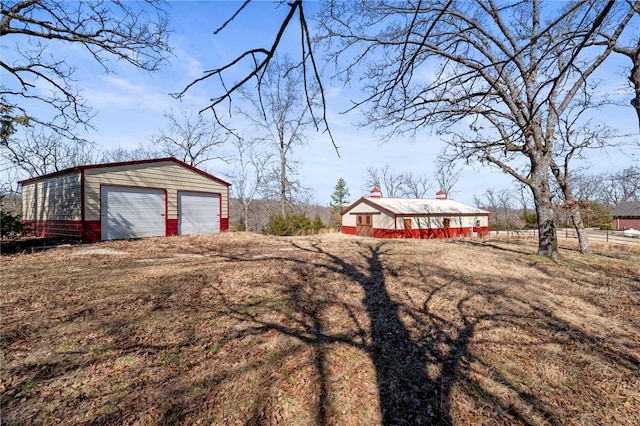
[341,189,490,239]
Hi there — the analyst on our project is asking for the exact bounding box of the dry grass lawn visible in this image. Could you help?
[1,233,639,425]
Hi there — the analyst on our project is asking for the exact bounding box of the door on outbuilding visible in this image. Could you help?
[101,186,166,241]
[178,191,220,235]
[356,214,373,237]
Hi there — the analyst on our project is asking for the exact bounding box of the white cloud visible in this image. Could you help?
[81,76,169,111]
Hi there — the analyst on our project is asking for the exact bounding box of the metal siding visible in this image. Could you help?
[342,213,357,227]
[21,172,82,222]
[101,186,165,240]
[84,162,228,221]
[375,211,396,230]
[178,192,220,235]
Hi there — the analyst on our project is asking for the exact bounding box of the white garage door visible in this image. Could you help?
[101,186,165,241]
[178,192,220,235]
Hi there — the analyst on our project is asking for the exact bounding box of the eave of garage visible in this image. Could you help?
[18,157,231,187]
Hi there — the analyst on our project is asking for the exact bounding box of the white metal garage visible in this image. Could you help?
[178,191,220,235]
[101,186,166,241]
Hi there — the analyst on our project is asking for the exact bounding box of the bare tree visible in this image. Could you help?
[496,188,519,233]
[475,187,519,233]
[99,145,160,164]
[569,172,604,203]
[1,0,170,141]
[402,172,430,198]
[617,166,640,201]
[514,182,533,213]
[434,165,461,197]
[364,166,432,198]
[363,165,405,197]
[0,126,95,177]
[598,166,640,205]
[227,136,273,232]
[172,0,336,149]
[236,54,317,217]
[150,110,229,169]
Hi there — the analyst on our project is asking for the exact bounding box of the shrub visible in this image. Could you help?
[234,217,246,232]
[1,209,24,238]
[520,211,537,229]
[263,214,319,236]
[312,216,324,232]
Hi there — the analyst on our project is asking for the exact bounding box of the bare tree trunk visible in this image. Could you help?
[550,157,592,254]
[530,156,559,259]
[559,197,592,254]
[631,53,640,129]
[534,201,558,259]
[569,207,591,254]
[279,140,287,218]
[243,203,250,232]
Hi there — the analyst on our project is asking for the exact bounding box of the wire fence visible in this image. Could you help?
[488,228,640,245]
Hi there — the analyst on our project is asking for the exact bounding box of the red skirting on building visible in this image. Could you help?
[24,217,230,243]
[342,226,489,239]
[23,220,84,240]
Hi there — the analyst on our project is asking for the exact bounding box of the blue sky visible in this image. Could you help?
[7,1,640,207]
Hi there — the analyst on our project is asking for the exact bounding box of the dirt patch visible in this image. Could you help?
[70,247,128,256]
[1,233,639,425]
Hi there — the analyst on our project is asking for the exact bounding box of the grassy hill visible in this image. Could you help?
[2,233,639,425]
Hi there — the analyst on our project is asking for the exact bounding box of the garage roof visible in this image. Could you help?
[18,157,231,187]
[342,197,490,216]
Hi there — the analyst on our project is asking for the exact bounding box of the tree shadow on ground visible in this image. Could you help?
[307,241,473,425]
[215,240,479,424]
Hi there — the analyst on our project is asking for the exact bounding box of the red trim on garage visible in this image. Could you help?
[83,221,100,243]
[22,220,84,239]
[220,218,229,232]
[167,219,178,236]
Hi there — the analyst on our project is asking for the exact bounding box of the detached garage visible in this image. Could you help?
[341,189,490,239]
[20,158,230,242]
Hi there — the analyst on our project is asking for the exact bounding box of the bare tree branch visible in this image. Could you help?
[174,0,338,153]
[149,109,230,168]
[1,0,171,141]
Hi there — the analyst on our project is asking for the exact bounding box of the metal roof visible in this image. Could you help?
[343,197,490,216]
[18,157,231,187]
[612,201,640,217]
